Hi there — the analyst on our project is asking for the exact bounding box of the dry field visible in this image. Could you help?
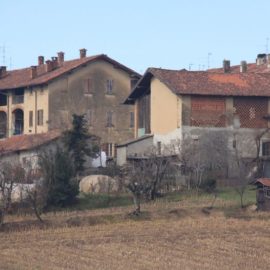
[1,197,270,270]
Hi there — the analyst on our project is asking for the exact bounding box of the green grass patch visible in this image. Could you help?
[217,186,256,205]
[73,193,133,211]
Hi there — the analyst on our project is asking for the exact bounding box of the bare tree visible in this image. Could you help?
[0,162,25,226]
[177,131,228,192]
[123,148,172,214]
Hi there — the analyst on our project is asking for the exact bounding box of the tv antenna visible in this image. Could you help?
[0,44,6,65]
[207,52,212,69]
[189,63,194,71]
[266,37,269,54]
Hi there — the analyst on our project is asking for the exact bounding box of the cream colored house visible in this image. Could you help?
[117,66,270,165]
[0,49,140,157]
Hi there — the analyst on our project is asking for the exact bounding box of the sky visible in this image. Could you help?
[1,0,270,74]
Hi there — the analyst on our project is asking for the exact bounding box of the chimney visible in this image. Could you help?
[57,51,64,66]
[0,66,7,78]
[38,56,44,66]
[240,61,247,73]
[80,48,87,59]
[51,56,58,69]
[30,66,37,79]
[256,53,267,65]
[223,60,230,73]
[46,60,53,72]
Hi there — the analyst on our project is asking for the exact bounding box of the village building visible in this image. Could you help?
[0,49,140,158]
[0,131,61,170]
[117,60,270,178]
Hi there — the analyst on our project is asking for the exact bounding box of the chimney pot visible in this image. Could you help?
[240,61,247,73]
[38,56,44,66]
[223,60,230,73]
[57,51,64,66]
[80,48,87,59]
[46,60,53,72]
[30,66,37,79]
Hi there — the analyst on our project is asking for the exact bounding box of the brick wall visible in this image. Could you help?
[190,96,226,127]
[233,97,268,128]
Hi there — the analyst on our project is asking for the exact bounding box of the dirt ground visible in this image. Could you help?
[0,200,270,270]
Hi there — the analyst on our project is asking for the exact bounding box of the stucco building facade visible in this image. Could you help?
[0,49,140,157]
[118,62,270,169]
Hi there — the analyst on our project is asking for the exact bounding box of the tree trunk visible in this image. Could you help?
[133,194,141,215]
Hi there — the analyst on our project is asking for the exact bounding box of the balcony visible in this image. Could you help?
[12,94,24,104]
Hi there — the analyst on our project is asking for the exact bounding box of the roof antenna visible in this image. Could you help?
[0,44,6,65]
[266,37,269,54]
[189,63,193,71]
[207,52,212,69]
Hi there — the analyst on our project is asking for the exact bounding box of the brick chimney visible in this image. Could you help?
[240,61,247,73]
[51,57,58,69]
[30,66,37,79]
[0,66,7,78]
[80,48,87,59]
[46,60,53,72]
[38,56,44,66]
[223,60,230,73]
[57,51,64,66]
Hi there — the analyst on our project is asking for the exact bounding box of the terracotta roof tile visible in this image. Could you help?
[0,54,140,90]
[256,178,270,187]
[0,130,61,155]
[149,68,270,97]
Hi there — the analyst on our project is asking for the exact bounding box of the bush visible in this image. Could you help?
[40,148,79,208]
[200,178,217,193]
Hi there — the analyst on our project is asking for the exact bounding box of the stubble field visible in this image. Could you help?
[0,194,270,270]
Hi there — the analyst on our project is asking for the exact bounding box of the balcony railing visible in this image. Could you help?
[12,95,24,104]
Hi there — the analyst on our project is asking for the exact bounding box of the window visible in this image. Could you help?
[130,78,138,91]
[262,141,270,156]
[37,110,43,126]
[263,186,270,198]
[83,78,93,94]
[106,111,113,127]
[103,143,115,157]
[106,79,113,95]
[130,112,134,128]
[157,141,161,155]
[0,93,7,106]
[12,88,24,104]
[29,111,33,127]
[87,109,93,126]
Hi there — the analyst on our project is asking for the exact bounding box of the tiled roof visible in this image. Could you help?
[255,178,270,187]
[149,68,270,96]
[0,130,61,155]
[125,67,270,104]
[208,63,270,73]
[0,54,140,90]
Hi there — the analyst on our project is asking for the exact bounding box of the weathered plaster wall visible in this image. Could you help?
[150,78,181,134]
[48,60,134,146]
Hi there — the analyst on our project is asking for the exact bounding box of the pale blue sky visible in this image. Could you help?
[2,0,270,73]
